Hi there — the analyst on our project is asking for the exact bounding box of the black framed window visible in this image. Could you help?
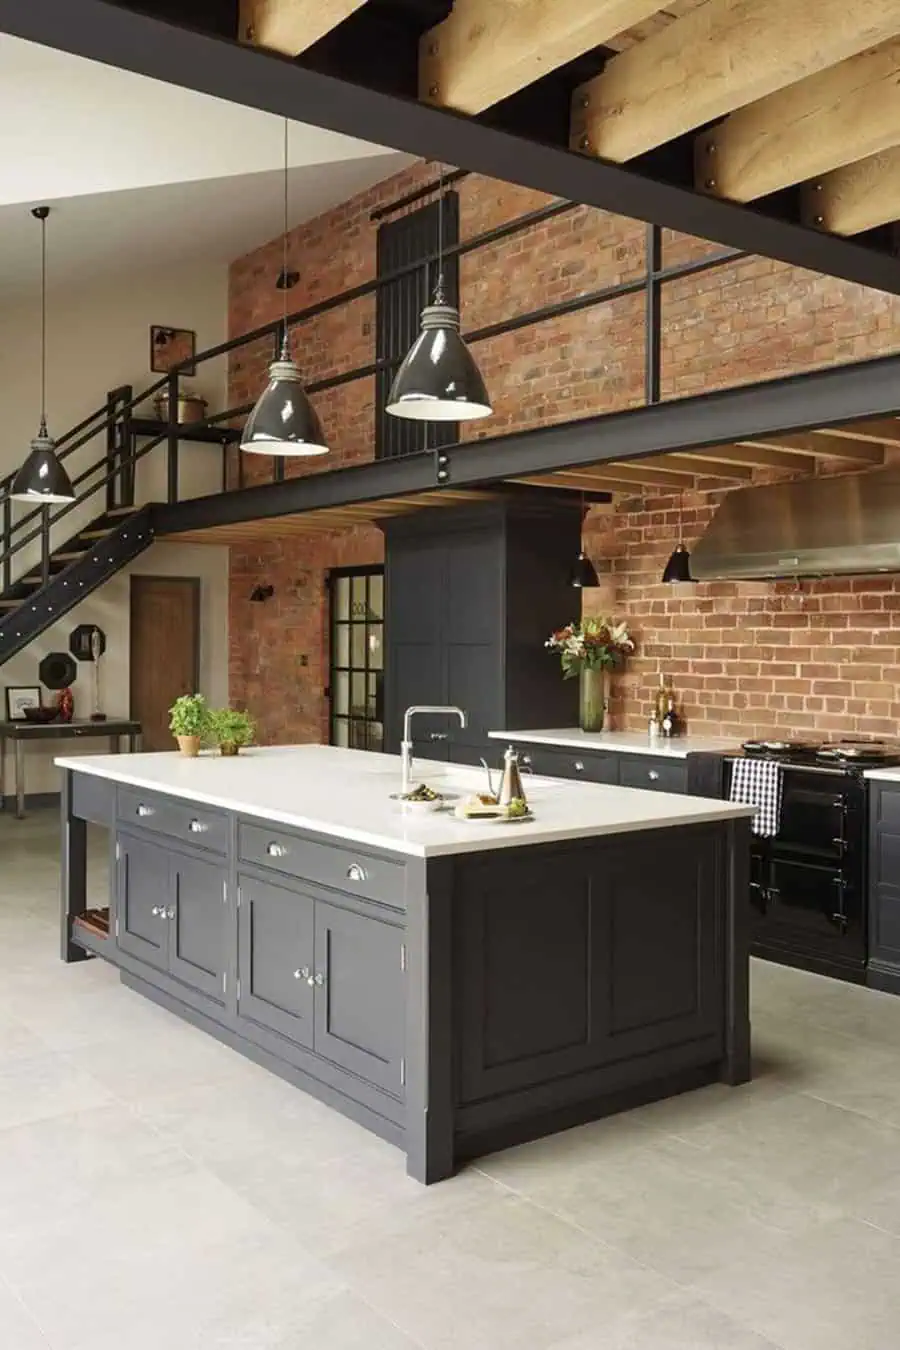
[375,192,460,460]
[328,565,384,752]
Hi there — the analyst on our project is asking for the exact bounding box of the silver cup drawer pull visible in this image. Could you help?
[346,863,368,883]
[136,804,154,818]
[267,842,288,858]
[189,819,208,834]
[574,761,585,772]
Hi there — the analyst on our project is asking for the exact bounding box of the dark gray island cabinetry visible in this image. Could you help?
[58,746,753,1182]
[867,775,900,994]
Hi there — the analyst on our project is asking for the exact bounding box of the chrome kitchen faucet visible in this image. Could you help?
[401,706,467,795]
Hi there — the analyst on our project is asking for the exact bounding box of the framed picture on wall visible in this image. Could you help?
[4,686,42,721]
[150,325,196,376]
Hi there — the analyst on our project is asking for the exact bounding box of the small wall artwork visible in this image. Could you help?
[150,325,196,376]
[4,686,41,721]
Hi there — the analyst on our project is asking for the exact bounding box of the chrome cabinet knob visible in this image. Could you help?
[574,761,585,772]
[166,905,176,920]
[314,972,325,987]
[267,842,287,858]
[151,905,164,917]
[429,731,448,741]
[521,755,532,766]
[136,804,154,817]
[293,966,311,981]
[189,819,207,833]
[648,770,660,781]
[346,863,367,883]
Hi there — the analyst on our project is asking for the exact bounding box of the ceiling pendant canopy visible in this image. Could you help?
[241,120,326,457]
[10,207,75,504]
[386,166,491,423]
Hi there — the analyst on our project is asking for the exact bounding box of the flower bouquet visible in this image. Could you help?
[545,617,634,731]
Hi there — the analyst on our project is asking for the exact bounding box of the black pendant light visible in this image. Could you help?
[386,168,491,423]
[661,494,694,583]
[570,494,600,588]
[11,207,75,505]
[241,121,327,457]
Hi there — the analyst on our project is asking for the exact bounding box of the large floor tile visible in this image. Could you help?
[326,1188,680,1350]
[693,1215,900,1350]
[0,1049,114,1131]
[548,1291,786,1350]
[0,1277,52,1349]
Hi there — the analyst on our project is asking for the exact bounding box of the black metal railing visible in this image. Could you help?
[0,196,750,604]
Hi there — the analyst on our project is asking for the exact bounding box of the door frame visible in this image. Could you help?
[129,575,201,720]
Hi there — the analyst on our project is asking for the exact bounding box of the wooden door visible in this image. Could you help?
[130,576,200,751]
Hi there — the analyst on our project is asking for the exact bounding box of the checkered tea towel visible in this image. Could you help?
[729,758,783,838]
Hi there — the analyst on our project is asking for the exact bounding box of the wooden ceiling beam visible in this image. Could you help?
[652,453,754,480]
[738,433,885,464]
[239,0,368,54]
[572,0,900,164]
[696,39,900,203]
[672,444,816,474]
[801,146,900,235]
[419,0,670,115]
[824,419,900,447]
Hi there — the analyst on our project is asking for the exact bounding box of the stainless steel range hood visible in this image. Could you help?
[691,467,900,580]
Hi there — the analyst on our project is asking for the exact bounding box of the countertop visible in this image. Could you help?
[488,728,741,759]
[56,744,753,859]
[864,767,900,783]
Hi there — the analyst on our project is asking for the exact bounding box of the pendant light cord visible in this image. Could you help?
[281,118,290,360]
[39,209,48,434]
[434,162,445,305]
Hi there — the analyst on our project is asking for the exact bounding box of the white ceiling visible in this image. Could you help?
[0,34,414,298]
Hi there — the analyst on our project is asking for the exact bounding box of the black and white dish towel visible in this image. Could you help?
[729,758,783,837]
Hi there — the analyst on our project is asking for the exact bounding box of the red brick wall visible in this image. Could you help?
[228,162,900,745]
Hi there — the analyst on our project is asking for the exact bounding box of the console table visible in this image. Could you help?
[0,719,142,818]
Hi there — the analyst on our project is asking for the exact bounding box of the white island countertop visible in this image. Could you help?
[56,744,753,859]
[488,728,741,759]
[864,767,900,783]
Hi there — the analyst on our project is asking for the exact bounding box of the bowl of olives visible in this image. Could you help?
[398,783,444,814]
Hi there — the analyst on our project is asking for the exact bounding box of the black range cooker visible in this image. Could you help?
[727,739,900,984]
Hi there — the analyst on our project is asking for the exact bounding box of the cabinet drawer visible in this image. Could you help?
[523,746,618,785]
[619,756,687,794]
[118,788,228,855]
[238,821,405,909]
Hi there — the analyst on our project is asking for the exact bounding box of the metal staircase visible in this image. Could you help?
[0,379,240,672]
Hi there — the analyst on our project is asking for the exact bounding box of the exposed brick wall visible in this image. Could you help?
[583,494,900,742]
[228,161,900,746]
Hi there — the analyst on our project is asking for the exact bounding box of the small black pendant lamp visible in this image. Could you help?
[241,121,327,456]
[386,168,491,423]
[570,494,600,588]
[11,207,75,505]
[661,494,694,583]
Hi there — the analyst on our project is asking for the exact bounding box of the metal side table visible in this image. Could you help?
[0,719,142,819]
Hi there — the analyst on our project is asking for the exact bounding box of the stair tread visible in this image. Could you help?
[104,507,137,517]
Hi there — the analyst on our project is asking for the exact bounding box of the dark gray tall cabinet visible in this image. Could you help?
[382,494,583,764]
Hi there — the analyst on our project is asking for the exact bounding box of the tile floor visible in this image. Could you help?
[2,809,900,1348]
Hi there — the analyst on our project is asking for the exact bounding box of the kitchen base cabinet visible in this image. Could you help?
[116,829,228,1007]
[61,764,750,1185]
[868,783,900,994]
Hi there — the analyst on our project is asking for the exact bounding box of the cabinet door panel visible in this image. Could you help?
[237,875,315,1048]
[116,832,169,971]
[388,643,446,750]
[388,541,444,644]
[169,853,227,1003]
[446,643,501,751]
[445,528,502,644]
[314,899,405,1097]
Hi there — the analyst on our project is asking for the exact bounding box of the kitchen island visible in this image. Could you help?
[58,745,754,1182]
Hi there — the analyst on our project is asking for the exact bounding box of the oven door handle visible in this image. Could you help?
[830,875,850,933]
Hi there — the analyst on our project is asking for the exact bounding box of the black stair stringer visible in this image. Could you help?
[0,506,155,669]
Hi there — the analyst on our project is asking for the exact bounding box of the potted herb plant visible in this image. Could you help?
[545,617,634,732]
[207,707,255,757]
[168,693,210,757]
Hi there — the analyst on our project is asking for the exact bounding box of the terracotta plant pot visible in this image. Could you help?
[176,735,201,757]
[219,742,239,757]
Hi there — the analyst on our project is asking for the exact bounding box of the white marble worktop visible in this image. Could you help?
[488,729,741,759]
[56,744,752,859]
[864,767,900,784]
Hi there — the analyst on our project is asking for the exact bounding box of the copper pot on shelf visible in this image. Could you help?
[153,389,208,424]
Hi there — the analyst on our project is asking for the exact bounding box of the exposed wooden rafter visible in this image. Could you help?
[571,0,900,164]
[419,0,669,114]
[696,38,900,203]
[738,433,885,464]
[801,148,900,236]
[238,0,367,53]
[673,444,817,474]
[825,418,900,447]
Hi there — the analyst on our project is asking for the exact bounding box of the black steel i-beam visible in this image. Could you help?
[4,0,900,296]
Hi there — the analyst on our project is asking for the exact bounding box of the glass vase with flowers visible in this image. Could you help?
[545,617,634,732]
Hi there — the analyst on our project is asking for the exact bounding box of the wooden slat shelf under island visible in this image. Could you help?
[57,744,754,1183]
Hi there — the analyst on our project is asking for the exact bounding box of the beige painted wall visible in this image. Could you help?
[1,541,229,798]
[0,259,229,582]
